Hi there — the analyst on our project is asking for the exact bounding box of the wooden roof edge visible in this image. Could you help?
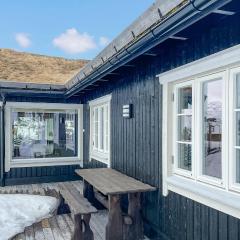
[66,0,188,89]
[0,79,66,91]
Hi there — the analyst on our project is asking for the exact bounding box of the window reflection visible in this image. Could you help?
[202,79,222,179]
[178,87,192,114]
[236,74,240,183]
[12,110,78,159]
[237,150,240,183]
[177,85,192,171]
[178,144,192,171]
[178,116,192,142]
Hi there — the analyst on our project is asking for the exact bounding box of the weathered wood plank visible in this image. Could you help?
[41,219,55,240]
[24,225,35,240]
[76,168,156,195]
[106,195,123,240]
[126,192,144,240]
[56,215,72,240]
[48,216,65,240]
[33,222,45,240]
[58,182,97,215]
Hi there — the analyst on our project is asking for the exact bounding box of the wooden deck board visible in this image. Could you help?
[5,181,106,240]
[1,181,149,240]
[12,212,108,240]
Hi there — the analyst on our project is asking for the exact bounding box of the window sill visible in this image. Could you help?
[167,175,240,219]
[6,157,82,171]
[90,153,110,166]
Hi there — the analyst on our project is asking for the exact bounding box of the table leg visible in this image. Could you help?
[127,192,144,240]
[106,194,123,240]
[83,180,94,203]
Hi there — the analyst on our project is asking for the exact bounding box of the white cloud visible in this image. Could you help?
[53,28,97,54]
[15,33,31,48]
[99,36,110,47]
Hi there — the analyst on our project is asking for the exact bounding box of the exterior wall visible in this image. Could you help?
[81,14,240,239]
[2,95,81,185]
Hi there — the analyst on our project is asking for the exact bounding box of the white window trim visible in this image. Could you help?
[5,102,83,171]
[89,95,111,167]
[195,71,228,188]
[158,44,240,219]
[173,80,195,179]
[229,66,240,193]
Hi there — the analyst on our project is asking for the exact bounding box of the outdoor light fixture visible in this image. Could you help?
[122,104,133,118]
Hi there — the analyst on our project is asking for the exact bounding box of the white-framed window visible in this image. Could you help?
[229,66,240,193]
[5,102,83,171]
[159,44,240,219]
[89,95,111,166]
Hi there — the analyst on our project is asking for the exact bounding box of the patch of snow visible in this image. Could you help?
[0,194,59,240]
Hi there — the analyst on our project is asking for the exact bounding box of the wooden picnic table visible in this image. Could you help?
[75,168,156,240]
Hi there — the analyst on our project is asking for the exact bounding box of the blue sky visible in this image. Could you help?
[0,0,154,60]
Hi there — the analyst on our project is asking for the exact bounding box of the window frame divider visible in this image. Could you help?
[159,44,240,217]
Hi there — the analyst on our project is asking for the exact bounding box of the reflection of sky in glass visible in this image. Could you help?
[202,79,222,179]
[204,79,222,122]
[204,79,222,102]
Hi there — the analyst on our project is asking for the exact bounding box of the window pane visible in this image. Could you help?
[100,107,104,150]
[94,108,98,149]
[202,79,222,179]
[105,106,109,152]
[12,110,78,159]
[236,149,240,184]
[235,74,240,184]
[178,86,192,114]
[178,116,192,142]
[236,73,240,108]
[178,143,192,171]
[236,112,240,146]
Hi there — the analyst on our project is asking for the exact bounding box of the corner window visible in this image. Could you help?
[12,110,78,159]
[5,102,83,171]
[161,58,240,219]
[89,95,111,165]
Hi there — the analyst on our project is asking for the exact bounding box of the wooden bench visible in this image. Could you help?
[58,182,98,240]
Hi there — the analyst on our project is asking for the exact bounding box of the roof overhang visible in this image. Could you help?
[0,80,66,99]
[65,0,233,98]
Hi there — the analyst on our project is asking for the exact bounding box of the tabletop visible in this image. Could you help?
[75,168,156,195]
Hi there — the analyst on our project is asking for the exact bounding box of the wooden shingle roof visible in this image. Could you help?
[0,49,88,85]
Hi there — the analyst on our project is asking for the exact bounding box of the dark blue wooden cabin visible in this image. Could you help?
[1,0,240,239]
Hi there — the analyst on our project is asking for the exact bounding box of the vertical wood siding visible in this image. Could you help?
[81,14,240,239]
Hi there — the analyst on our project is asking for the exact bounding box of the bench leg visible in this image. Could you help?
[72,214,94,240]
[106,195,123,240]
[126,192,144,240]
[82,214,94,240]
[72,214,83,240]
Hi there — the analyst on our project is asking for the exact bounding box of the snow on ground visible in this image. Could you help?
[0,194,59,240]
